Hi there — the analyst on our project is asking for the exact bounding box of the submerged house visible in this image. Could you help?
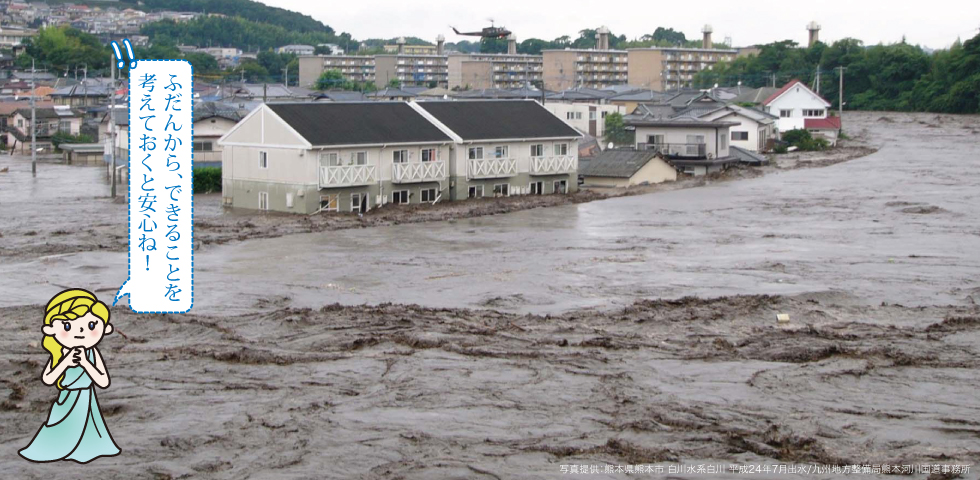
[579,149,677,187]
[625,114,739,176]
[218,100,581,213]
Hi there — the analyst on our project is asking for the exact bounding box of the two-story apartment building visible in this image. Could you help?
[218,100,580,213]
[415,100,581,199]
[219,102,455,213]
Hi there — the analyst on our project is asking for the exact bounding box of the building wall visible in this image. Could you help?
[544,103,624,138]
[375,55,448,87]
[765,85,829,132]
[699,110,773,152]
[627,49,665,90]
[450,138,579,201]
[456,60,493,90]
[542,50,578,91]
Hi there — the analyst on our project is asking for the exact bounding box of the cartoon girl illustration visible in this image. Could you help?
[19,289,121,463]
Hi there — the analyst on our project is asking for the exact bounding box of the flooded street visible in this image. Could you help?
[1,111,979,479]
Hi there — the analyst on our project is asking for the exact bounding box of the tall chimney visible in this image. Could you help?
[507,34,517,55]
[807,21,821,47]
[396,37,406,54]
[596,26,610,50]
[702,25,713,49]
[436,34,445,55]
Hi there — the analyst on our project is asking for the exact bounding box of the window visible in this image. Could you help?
[320,194,338,212]
[529,181,543,195]
[392,190,409,204]
[553,143,568,156]
[258,151,268,169]
[601,111,608,118]
[686,135,705,156]
[493,183,509,197]
[420,188,437,202]
[17,119,23,128]
[589,111,596,121]
[59,120,71,133]
[192,141,213,151]
[553,180,568,194]
[320,152,340,166]
[646,134,665,145]
[258,191,269,210]
[731,131,749,141]
[468,147,483,160]
[468,185,484,199]
[421,148,436,162]
[494,146,509,158]
[720,134,728,150]
[530,144,544,157]
[803,109,824,117]
[566,112,574,120]
[392,149,409,163]
[779,109,793,118]
[351,151,367,165]
[351,193,367,212]
[575,112,582,120]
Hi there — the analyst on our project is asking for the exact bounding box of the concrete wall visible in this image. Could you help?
[298,56,324,87]
[542,51,577,91]
[627,49,665,90]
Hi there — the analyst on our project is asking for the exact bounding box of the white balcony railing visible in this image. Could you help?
[468,158,517,179]
[392,161,446,183]
[319,165,377,188]
[530,156,576,175]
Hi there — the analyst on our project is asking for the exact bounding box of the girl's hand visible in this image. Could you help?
[75,347,90,367]
[64,349,81,367]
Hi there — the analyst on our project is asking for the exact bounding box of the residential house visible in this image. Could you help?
[365,87,416,101]
[696,104,777,152]
[606,89,669,113]
[730,86,779,107]
[579,149,677,187]
[218,102,455,213]
[415,100,581,200]
[543,103,624,138]
[761,79,835,134]
[49,80,113,107]
[5,106,83,153]
[193,102,251,167]
[277,44,315,56]
[803,116,842,146]
[625,114,739,176]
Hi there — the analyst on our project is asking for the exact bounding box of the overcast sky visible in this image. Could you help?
[262,0,979,50]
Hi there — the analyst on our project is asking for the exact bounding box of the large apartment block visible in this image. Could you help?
[542,49,629,91]
[628,47,738,90]
[298,55,376,87]
[374,54,449,88]
[218,100,581,214]
[448,53,544,90]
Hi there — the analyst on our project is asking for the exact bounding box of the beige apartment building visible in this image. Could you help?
[448,53,543,90]
[383,44,438,55]
[542,49,629,91]
[374,54,449,87]
[628,47,738,90]
[298,55,376,87]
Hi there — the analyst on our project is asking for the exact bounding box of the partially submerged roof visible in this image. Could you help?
[266,102,452,146]
[804,116,842,130]
[730,146,768,165]
[579,149,663,178]
[418,100,580,141]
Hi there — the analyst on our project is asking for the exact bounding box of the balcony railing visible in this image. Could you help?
[319,164,377,188]
[530,155,575,175]
[637,143,708,159]
[468,157,517,179]
[392,161,446,183]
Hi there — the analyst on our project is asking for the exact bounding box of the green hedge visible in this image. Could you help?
[193,167,222,194]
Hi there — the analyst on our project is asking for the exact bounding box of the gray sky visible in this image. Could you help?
[262,0,979,49]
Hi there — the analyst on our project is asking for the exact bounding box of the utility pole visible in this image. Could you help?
[836,66,846,119]
[814,66,820,95]
[31,59,36,177]
[283,66,288,86]
[110,57,117,198]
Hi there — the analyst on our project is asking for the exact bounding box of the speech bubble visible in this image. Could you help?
[114,59,194,313]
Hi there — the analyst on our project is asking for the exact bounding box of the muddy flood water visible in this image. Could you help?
[0,111,978,479]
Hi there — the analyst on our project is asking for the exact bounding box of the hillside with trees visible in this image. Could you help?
[694,33,980,114]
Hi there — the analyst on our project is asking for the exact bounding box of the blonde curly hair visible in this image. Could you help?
[43,289,110,389]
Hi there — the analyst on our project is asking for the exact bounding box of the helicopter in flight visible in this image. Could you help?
[451,19,512,39]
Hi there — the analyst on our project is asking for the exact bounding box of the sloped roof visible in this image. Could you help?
[608,89,669,102]
[366,87,416,98]
[763,79,831,107]
[804,116,842,130]
[193,101,250,123]
[579,149,663,178]
[266,102,452,146]
[730,146,768,165]
[417,100,580,141]
[313,90,368,102]
[14,106,81,119]
[732,87,779,104]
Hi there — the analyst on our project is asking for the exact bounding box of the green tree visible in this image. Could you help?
[315,69,349,90]
[183,52,220,74]
[603,112,634,147]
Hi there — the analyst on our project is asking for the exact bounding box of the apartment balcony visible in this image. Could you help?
[637,143,708,159]
[530,156,575,175]
[392,161,446,183]
[468,158,517,179]
[319,165,377,188]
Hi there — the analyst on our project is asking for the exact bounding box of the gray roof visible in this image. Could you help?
[366,87,416,98]
[730,146,769,165]
[15,106,81,119]
[456,88,522,99]
[267,102,452,146]
[546,87,614,101]
[314,90,369,102]
[579,149,663,178]
[608,89,669,102]
[731,87,779,105]
[193,101,250,123]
